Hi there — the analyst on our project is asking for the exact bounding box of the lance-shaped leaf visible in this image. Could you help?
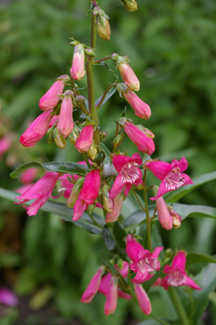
[186,253,216,266]
[172,203,216,220]
[95,86,116,108]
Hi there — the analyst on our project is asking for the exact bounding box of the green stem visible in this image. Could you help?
[95,84,114,108]
[150,315,170,325]
[168,287,190,325]
[82,153,91,168]
[94,56,111,64]
[132,189,146,212]
[89,213,102,229]
[143,170,152,252]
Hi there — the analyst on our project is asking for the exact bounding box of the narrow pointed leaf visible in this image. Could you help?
[95,86,116,108]
[186,253,216,266]
[172,203,216,220]
[10,162,44,179]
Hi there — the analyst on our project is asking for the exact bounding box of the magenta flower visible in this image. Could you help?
[75,124,94,153]
[161,251,201,290]
[118,62,140,91]
[15,172,60,216]
[70,44,86,81]
[0,288,18,307]
[109,153,143,199]
[126,234,163,284]
[39,75,69,111]
[105,193,124,223]
[123,90,151,119]
[57,92,74,137]
[73,169,101,221]
[81,266,105,303]
[20,168,37,184]
[20,111,53,147]
[145,157,193,200]
[123,120,155,155]
[156,196,173,230]
[134,284,152,315]
[49,115,59,127]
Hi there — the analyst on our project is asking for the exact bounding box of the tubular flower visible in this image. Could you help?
[39,75,69,111]
[134,284,152,315]
[81,266,105,303]
[75,124,94,153]
[73,169,101,221]
[105,193,124,223]
[123,90,151,119]
[109,153,143,199]
[20,111,53,147]
[168,207,182,229]
[57,91,74,137]
[161,251,201,290]
[123,120,155,155]
[126,234,163,284]
[156,196,173,230]
[94,8,111,41]
[70,44,86,80]
[117,62,140,91]
[145,157,193,200]
[15,172,60,216]
[20,168,37,184]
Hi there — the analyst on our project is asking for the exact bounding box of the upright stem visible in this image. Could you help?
[168,287,190,325]
[143,170,152,252]
[86,11,100,145]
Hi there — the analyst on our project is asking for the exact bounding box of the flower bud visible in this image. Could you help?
[87,144,97,161]
[121,0,138,12]
[69,127,80,145]
[93,8,111,41]
[123,90,151,119]
[168,207,182,229]
[156,196,173,230]
[113,134,123,148]
[53,127,66,149]
[68,178,85,208]
[85,48,95,57]
[46,127,54,144]
[70,44,86,81]
[57,91,74,137]
[75,124,94,153]
[102,184,113,213]
[105,193,124,223]
[94,150,105,166]
[117,62,140,91]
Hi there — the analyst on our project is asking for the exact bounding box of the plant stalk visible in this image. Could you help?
[168,287,190,325]
[143,170,152,251]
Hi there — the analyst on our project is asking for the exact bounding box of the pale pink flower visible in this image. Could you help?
[123,120,155,155]
[161,251,201,290]
[73,169,101,221]
[145,157,193,200]
[75,125,94,153]
[134,284,152,315]
[118,62,140,91]
[105,193,124,223]
[168,207,182,229]
[15,172,60,216]
[126,234,163,284]
[123,90,151,119]
[104,276,118,315]
[57,92,74,137]
[0,137,11,160]
[39,75,69,111]
[70,44,86,80]
[49,115,59,127]
[20,111,53,147]
[156,196,173,230]
[0,288,18,306]
[20,168,37,184]
[81,266,105,303]
[15,184,34,194]
[109,153,143,199]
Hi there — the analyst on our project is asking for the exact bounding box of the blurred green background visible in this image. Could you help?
[0,0,216,324]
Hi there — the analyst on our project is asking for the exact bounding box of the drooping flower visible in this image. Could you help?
[81,266,105,303]
[94,8,111,41]
[117,62,140,91]
[123,90,151,119]
[161,251,201,290]
[134,284,152,315]
[70,44,86,81]
[39,75,69,111]
[105,193,124,223]
[109,153,143,199]
[73,169,101,221]
[75,124,94,153]
[15,172,60,216]
[156,196,173,230]
[123,120,155,155]
[168,207,182,229]
[145,157,193,200]
[126,234,163,284]
[0,288,18,306]
[20,111,53,147]
[57,91,74,137]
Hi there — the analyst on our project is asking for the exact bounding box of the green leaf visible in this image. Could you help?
[166,171,216,203]
[102,224,117,251]
[172,203,216,220]
[186,253,216,265]
[123,207,155,230]
[95,86,116,108]
[10,161,44,179]
[29,286,54,310]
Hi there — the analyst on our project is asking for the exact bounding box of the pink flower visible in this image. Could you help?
[73,169,101,221]
[168,207,182,229]
[134,284,152,315]
[109,153,143,199]
[118,62,140,91]
[123,90,151,119]
[0,136,11,159]
[20,111,53,147]
[57,91,74,137]
[123,120,155,155]
[75,125,94,153]
[81,266,105,303]
[156,196,173,230]
[0,288,18,307]
[70,44,86,81]
[20,168,38,184]
[126,234,163,284]
[15,172,60,216]
[145,157,193,200]
[49,115,59,127]
[103,276,118,315]
[59,174,76,198]
[105,193,124,223]
[39,75,69,111]
[161,251,201,290]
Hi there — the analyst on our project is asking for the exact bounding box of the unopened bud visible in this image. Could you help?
[117,117,127,126]
[121,0,138,12]
[87,144,97,161]
[102,184,114,213]
[94,151,105,165]
[168,207,182,229]
[46,127,54,144]
[69,127,80,145]
[85,48,95,57]
[136,183,144,190]
[68,178,85,208]
[113,134,123,148]
[99,131,108,140]
[93,8,111,41]
[138,125,155,139]
[53,127,66,149]
[73,95,86,108]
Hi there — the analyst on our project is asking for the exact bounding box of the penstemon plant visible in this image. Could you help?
[3,0,216,324]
